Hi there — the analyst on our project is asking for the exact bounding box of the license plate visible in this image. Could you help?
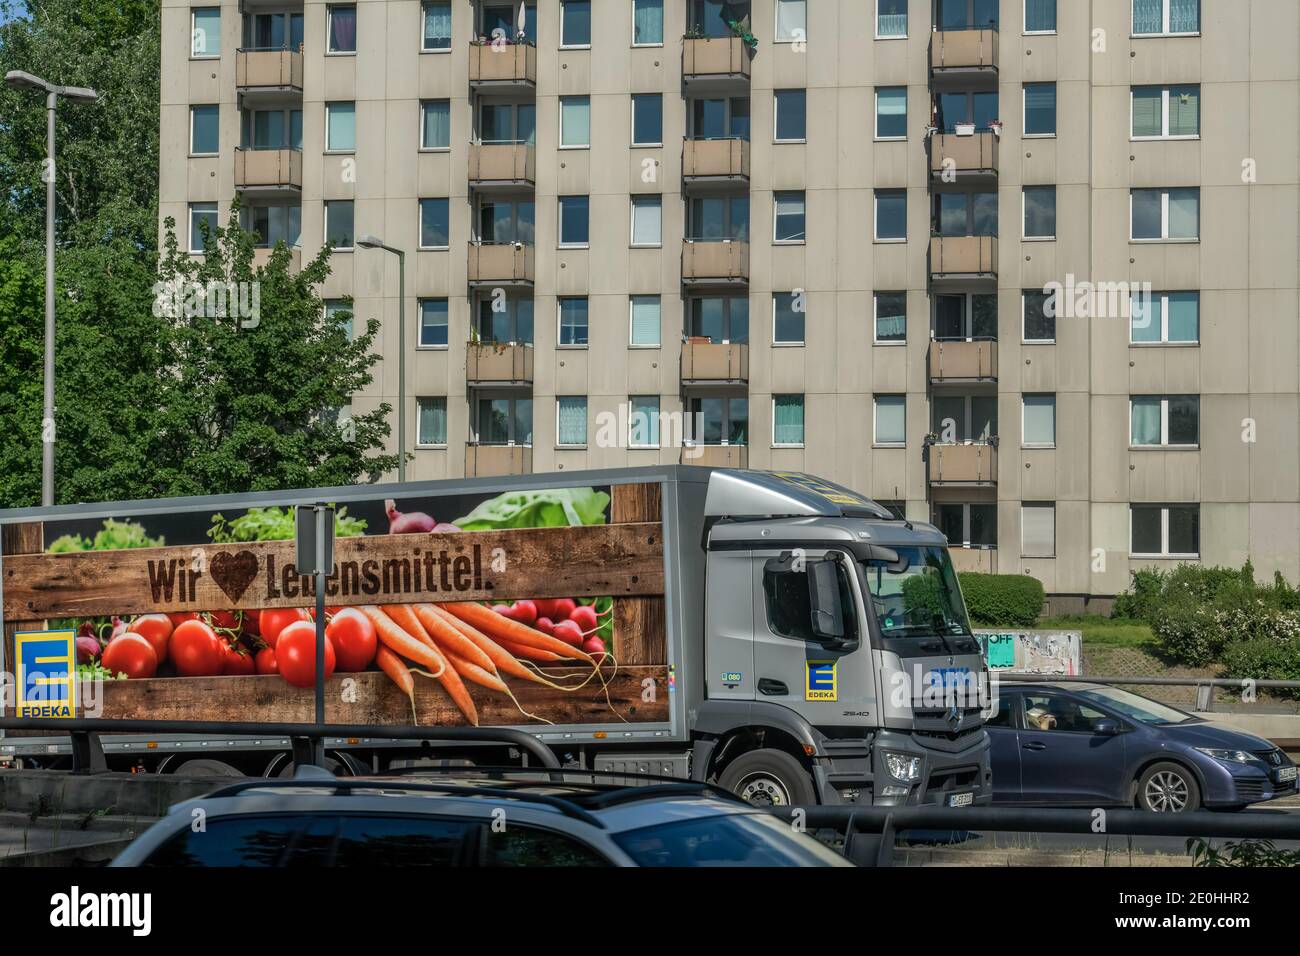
[947,792,974,807]
[1277,766,1297,782]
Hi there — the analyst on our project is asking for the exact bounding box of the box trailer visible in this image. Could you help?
[0,466,992,807]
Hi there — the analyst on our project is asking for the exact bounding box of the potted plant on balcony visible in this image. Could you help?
[954,122,976,136]
[988,119,1003,138]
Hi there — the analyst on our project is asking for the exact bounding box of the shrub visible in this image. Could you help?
[1156,600,1300,668]
[1223,628,1300,687]
[958,573,1045,627]
[1111,567,1165,622]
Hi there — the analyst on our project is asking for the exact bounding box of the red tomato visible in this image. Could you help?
[276,621,336,689]
[170,620,225,677]
[168,611,200,628]
[101,633,158,679]
[258,608,311,649]
[207,609,241,632]
[325,608,377,673]
[255,647,279,676]
[130,614,173,664]
[221,642,256,676]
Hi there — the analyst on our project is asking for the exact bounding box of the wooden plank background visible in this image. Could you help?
[611,484,666,666]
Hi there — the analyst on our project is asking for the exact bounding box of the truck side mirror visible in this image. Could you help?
[808,559,846,643]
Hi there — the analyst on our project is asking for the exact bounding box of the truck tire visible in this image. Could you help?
[718,749,816,807]
[171,758,245,778]
[1136,761,1201,813]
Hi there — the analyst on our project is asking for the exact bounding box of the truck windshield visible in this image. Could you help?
[860,546,971,639]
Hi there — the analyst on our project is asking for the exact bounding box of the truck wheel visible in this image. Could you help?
[171,759,245,778]
[1136,762,1201,813]
[718,749,815,807]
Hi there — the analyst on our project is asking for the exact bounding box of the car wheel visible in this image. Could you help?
[1136,762,1201,813]
[718,749,816,807]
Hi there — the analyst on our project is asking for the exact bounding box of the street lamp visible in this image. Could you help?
[356,235,407,483]
[5,70,99,508]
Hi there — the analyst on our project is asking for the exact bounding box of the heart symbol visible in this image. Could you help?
[209,550,259,604]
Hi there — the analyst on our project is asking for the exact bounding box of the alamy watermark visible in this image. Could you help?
[152,277,261,328]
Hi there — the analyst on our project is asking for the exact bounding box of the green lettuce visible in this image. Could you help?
[453,487,610,530]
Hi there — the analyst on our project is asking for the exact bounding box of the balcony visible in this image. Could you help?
[466,342,534,386]
[234,148,302,197]
[929,131,998,181]
[681,444,748,468]
[929,235,997,284]
[948,546,998,574]
[468,41,537,88]
[467,242,534,288]
[682,240,749,288]
[465,443,532,477]
[235,49,303,105]
[469,143,535,190]
[682,36,751,91]
[251,246,301,272]
[682,138,750,190]
[929,28,999,77]
[681,340,749,384]
[928,442,998,486]
[929,339,998,384]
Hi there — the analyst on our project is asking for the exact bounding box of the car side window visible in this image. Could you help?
[983,694,1016,728]
[1023,694,1109,733]
[329,815,475,866]
[143,814,319,866]
[763,558,858,643]
[479,824,612,866]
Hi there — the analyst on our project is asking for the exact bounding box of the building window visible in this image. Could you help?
[773,191,806,243]
[688,296,748,343]
[417,397,448,446]
[480,102,535,145]
[422,1,451,50]
[1022,394,1056,447]
[419,198,450,249]
[243,108,303,149]
[773,293,805,345]
[874,189,906,241]
[1021,503,1056,557]
[1133,0,1199,36]
[936,90,999,132]
[560,0,592,46]
[875,87,907,139]
[629,396,660,448]
[421,100,450,149]
[325,102,356,152]
[630,296,661,347]
[630,196,662,246]
[932,394,997,443]
[1131,395,1199,447]
[688,396,748,446]
[1131,188,1199,240]
[324,200,354,249]
[934,292,998,340]
[559,96,591,147]
[418,299,449,347]
[189,202,218,252]
[690,95,750,140]
[1023,186,1056,239]
[938,0,1000,29]
[1024,0,1056,32]
[875,292,907,344]
[192,7,221,57]
[1131,504,1199,557]
[1022,291,1055,342]
[874,395,906,446]
[775,0,806,42]
[243,204,301,248]
[327,5,357,53]
[558,297,589,346]
[557,396,588,446]
[631,94,663,146]
[190,105,219,155]
[244,10,303,49]
[774,89,806,142]
[475,396,532,445]
[633,0,664,45]
[476,294,533,344]
[876,0,907,37]
[1023,83,1057,136]
[1132,85,1200,139]
[934,191,997,237]
[935,503,997,549]
[325,299,353,338]
[558,195,590,246]
[688,195,749,241]
[773,394,805,446]
[1131,291,1199,344]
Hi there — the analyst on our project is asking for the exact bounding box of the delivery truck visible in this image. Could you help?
[0,466,992,807]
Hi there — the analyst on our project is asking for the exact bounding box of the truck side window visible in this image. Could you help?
[763,560,857,643]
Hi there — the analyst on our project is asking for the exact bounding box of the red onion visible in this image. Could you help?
[76,636,102,663]
[385,499,458,534]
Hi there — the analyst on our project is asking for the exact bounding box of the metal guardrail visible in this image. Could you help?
[996,673,1300,715]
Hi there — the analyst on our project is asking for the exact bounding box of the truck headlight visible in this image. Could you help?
[883,751,922,782]
[1195,747,1256,765]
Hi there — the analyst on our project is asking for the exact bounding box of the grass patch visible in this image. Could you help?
[1038,614,1156,649]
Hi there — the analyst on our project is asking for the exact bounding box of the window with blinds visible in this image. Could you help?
[773,395,805,445]
[1023,83,1057,135]
[630,296,661,347]
[874,396,906,445]
[1022,394,1056,446]
[556,397,588,446]
[1132,86,1199,138]
[1021,503,1056,557]
[1024,0,1056,33]
[417,397,447,446]
[875,292,907,343]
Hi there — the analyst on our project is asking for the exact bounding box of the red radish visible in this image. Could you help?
[534,617,555,637]
[76,636,102,663]
[551,619,584,648]
[385,500,459,534]
[568,604,598,634]
[508,600,538,626]
[581,636,606,657]
[535,598,576,622]
[491,604,515,616]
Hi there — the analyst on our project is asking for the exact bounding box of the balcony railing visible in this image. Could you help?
[681,444,748,468]
[234,147,303,192]
[681,340,749,383]
[468,40,537,86]
[468,242,535,286]
[469,142,536,187]
[929,27,999,73]
[929,131,999,178]
[930,235,997,280]
[948,546,998,574]
[928,441,998,485]
[682,35,751,84]
[466,342,534,385]
[235,49,304,92]
[929,339,998,383]
[251,246,301,272]
[682,240,749,286]
[682,137,750,183]
[465,443,532,477]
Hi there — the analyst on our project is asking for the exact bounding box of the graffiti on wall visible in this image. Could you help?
[976,630,1082,676]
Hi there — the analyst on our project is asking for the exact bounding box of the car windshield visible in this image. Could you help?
[1074,687,1197,726]
[612,812,850,867]
[860,545,972,639]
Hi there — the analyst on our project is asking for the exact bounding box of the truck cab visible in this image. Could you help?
[690,470,993,808]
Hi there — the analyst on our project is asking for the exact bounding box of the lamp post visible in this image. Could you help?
[356,235,407,483]
[4,71,99,508]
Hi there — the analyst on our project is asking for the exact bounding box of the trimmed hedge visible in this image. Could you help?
[957,573,1045,627]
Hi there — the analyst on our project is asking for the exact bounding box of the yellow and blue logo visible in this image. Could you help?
[15,630,76,718]
[806,661,837,702]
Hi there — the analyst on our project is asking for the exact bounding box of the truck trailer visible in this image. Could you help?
[0,466,992,807]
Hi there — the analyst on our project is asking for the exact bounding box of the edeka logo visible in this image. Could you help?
[15,631,76,718]
[806,661,837,702]
[49,886,151,936]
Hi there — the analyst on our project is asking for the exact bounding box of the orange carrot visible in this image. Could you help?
[496,640,572,663]
[382,604,440,653]
[442,602,597,663]
[427,604,543,683]
[376,645,418,725]
[413,604,496,673]
[441,650,509,694]
[359,606,447,674]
